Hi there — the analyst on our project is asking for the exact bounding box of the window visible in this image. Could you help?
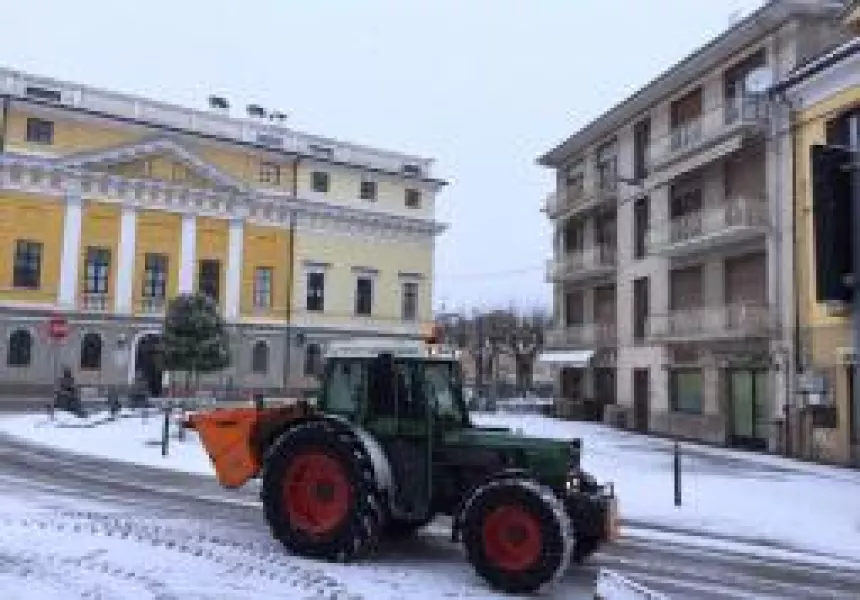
[405,189,421,208]
[402,281,418,321]
[634,197,649,259]
[633,277,649,342]
[596,142,618,191]
[143,254,168,299]
[198,259,220,302]
[306,271,325,312]
[7,329,32,367]
[251,341,269,374]
[724,50,766,124]
[634,118,651,180]
[304,343,323,377]
[670,88,703,149]
[84,247,111,294]
[355,277,373,315]
[26,118,54,144]
[564,291,584,326]
[311,171,330,193]
[670,369,703,414]
[13,240,42,289]
[563,219,584,253]
[80,333,102,370]
[360,180,377,201]
[254,267,273,309]
[259,162,281,185]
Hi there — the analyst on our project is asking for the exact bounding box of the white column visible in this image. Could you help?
[57,194,83,308]
[115,206,137,314]
[179,214,196,294]
[225,218,244,320]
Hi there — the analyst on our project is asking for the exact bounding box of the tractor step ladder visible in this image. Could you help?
[594,569,669,600]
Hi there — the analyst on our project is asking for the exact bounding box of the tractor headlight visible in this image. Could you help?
[565,475,580,493]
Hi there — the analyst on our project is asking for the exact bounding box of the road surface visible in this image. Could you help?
[1,432,859,599]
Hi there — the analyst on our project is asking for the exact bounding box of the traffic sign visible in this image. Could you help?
[48,315,69,341]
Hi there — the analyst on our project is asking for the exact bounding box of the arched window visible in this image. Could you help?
[304,343,322,377]
[80,333,103,370]
[7,329,32,367]
[251,340,269,374]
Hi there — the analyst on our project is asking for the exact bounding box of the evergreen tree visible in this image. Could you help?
[162,293,230,389]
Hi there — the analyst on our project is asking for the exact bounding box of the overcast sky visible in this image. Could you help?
[3,0,766,314]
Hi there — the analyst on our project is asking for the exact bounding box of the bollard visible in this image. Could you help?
[673,440,682,507]
[161,403,170,457]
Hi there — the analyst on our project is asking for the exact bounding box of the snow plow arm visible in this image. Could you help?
[183,402,314,489]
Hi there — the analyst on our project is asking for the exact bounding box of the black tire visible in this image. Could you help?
[261,419,385,562]
[461,478,573,594]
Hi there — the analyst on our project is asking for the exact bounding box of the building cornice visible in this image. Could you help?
[537,0,845,167]
[772,36,860,102]
[0,70,448,188]
[0,153,448,239]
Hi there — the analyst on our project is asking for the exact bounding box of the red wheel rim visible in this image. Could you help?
[482,505,542,572]
[282,452,352,536]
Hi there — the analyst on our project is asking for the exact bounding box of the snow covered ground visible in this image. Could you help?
[0,410,214,476]
[2,408,859,567]
[471,412,860,563]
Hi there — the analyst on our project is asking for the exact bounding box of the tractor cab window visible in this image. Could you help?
[424,361,469,426]
[323,359,366,416]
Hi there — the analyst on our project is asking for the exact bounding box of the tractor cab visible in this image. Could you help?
[317,337,470,431]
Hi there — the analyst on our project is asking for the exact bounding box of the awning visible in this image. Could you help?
[537,350,595,366]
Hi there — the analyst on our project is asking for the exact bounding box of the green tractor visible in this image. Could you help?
[187,338,618,594]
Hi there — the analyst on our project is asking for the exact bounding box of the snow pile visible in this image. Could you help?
[472,412,860,563]
[595,569,668,600]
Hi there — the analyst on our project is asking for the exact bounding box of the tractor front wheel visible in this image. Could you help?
[261,420,384,562]
[461,478,573,594]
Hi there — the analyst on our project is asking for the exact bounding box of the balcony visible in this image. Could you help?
[647,197,769,257]
[646,96,769,183]
[544,184,589,219]
[139,296,166,315]
[80,293,109,312]
[546,245,617,282]
[647,303,774,342]
[546,322,617,349]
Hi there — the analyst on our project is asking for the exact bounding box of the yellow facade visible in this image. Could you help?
[5,108,141,155]
[197,144,294,193]
[294,232,433,328]
[0,193,64,304]
[133,210,182,312]
[80,202,121,304]
[794,84,860,464]
[241,224,291,319]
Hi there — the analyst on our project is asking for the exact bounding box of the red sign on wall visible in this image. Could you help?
[47,315,69,341]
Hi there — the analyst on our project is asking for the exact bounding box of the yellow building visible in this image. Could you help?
[0,68,446,397]
[778,2,860,465]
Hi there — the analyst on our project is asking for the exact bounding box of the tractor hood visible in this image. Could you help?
[441,425,579,486]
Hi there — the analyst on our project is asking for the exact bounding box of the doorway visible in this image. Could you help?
[136,334,165,397]
[633,369,650,432]
[727,369,769,450]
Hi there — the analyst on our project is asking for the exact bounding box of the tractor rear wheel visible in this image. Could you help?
[261,420,384,562]
[461,478,573,594]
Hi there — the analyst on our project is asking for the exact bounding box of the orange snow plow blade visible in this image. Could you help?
[184,402,313,489]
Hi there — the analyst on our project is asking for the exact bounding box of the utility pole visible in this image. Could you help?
[850,113,860,454]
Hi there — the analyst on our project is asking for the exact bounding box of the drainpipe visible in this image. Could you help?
[284,157,300,393]
[0,95,9,153]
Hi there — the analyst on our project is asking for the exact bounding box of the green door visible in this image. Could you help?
[728,370,768,450]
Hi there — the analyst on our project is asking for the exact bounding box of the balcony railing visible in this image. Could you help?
[545,185,588,218]
[546,245,617,281]
[647,303,774,341]
[139,296,166,314]
[647,95,769,169]
[647,197,769,255]
[80,293,109,311]
[546,322,617,348]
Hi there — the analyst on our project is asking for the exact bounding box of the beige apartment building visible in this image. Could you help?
[539,0,847,450]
